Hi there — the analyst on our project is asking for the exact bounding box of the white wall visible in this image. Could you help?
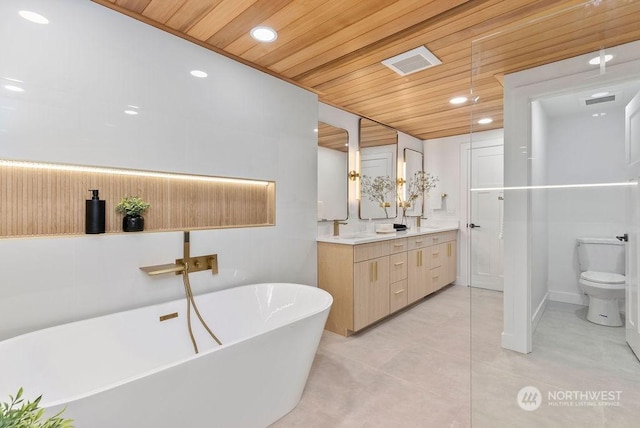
[0,0,318,340]
[424,135,464,220]
[530,101,549,326]
[317,103,423,236]
[546,106,627,305]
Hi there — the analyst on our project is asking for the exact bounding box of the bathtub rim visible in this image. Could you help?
[1,282,332,409]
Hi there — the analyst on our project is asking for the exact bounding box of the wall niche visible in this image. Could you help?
[0,160,275,238]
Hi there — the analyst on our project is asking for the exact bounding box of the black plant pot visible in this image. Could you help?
[123,215,144,232]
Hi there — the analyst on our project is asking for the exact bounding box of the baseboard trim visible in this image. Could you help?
[532,291,549,332]
[548,290,587,306]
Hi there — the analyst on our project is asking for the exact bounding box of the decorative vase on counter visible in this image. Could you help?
[123,215,144,232]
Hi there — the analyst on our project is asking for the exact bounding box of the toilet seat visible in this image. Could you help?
[580,270,625,285]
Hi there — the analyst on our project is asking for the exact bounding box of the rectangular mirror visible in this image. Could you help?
[359,118,398,220]
[317,122,348,221]
[403,148,424,217]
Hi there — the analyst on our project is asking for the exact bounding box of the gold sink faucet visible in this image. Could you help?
[333,220,348,236]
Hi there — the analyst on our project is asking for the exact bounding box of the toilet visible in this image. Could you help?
[577,237,625,327]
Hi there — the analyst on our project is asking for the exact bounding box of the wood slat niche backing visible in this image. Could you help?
[0,162,275,238]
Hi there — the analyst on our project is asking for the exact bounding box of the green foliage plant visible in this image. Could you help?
[115,195,151,217]
[0,388,73,428]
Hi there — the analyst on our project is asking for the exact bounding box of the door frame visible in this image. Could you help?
[502,44,640,354]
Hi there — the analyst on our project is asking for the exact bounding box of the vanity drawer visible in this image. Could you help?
[389,252,407,283]
[389,238,408,254]
[354,241,389,262]
[407,231,457,250]
[390,279,408,313]
[434,231,456,243]
[427,245,443,268]
[407,236,430,250]
[429,266,443,291]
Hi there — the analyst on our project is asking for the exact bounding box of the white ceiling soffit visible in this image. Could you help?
[382,46,442,76]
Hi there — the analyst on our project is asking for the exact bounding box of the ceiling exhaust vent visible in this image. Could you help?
[585,95,615,105]
[382,46,441,76]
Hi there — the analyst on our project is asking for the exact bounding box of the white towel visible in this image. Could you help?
[431,193,442,210]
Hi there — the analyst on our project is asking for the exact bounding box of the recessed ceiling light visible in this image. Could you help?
[19,10,49,24]
[4,85,24,92]
[449,96,468,105]
[250,26,277,43]
[591,91,609,98]
[124,110,138,115]
[588,54,613,65]
[477,118,493,125]
[190,70,208,78]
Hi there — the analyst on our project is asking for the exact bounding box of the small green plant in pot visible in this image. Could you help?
[115,195,150,232]
[0,387,73,428]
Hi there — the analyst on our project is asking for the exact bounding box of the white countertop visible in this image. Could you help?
[317,225,458,245]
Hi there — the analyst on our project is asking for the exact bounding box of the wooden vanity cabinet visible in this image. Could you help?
[407,247,430,304]
[318,231,457,336]
[354,255,390,331]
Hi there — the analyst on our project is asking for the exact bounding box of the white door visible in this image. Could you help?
[625,90,640,359]
[470,145,504,291]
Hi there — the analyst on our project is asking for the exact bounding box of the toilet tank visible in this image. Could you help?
[576,237,625,274]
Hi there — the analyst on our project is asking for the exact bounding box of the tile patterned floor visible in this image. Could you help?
[271,285,640,427]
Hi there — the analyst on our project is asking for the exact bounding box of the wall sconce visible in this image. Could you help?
[350,150,361,200]
[397,161,407,201]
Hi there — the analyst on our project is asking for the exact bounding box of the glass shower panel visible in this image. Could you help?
[470,1,640,425]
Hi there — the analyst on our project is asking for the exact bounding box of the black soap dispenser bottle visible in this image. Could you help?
[86,189,106,234]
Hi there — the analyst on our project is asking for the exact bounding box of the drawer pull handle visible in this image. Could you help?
[394,289,405,295]
[433,275,439,280]
[394,243,404,248]
[433,253,439,258]
[394,261,405,266]
[415,240,424,244]
[433,238,439,242]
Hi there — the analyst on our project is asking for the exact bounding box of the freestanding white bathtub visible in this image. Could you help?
[0,283,332,428]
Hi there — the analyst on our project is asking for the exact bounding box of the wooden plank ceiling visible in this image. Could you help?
[93,0,640,140]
